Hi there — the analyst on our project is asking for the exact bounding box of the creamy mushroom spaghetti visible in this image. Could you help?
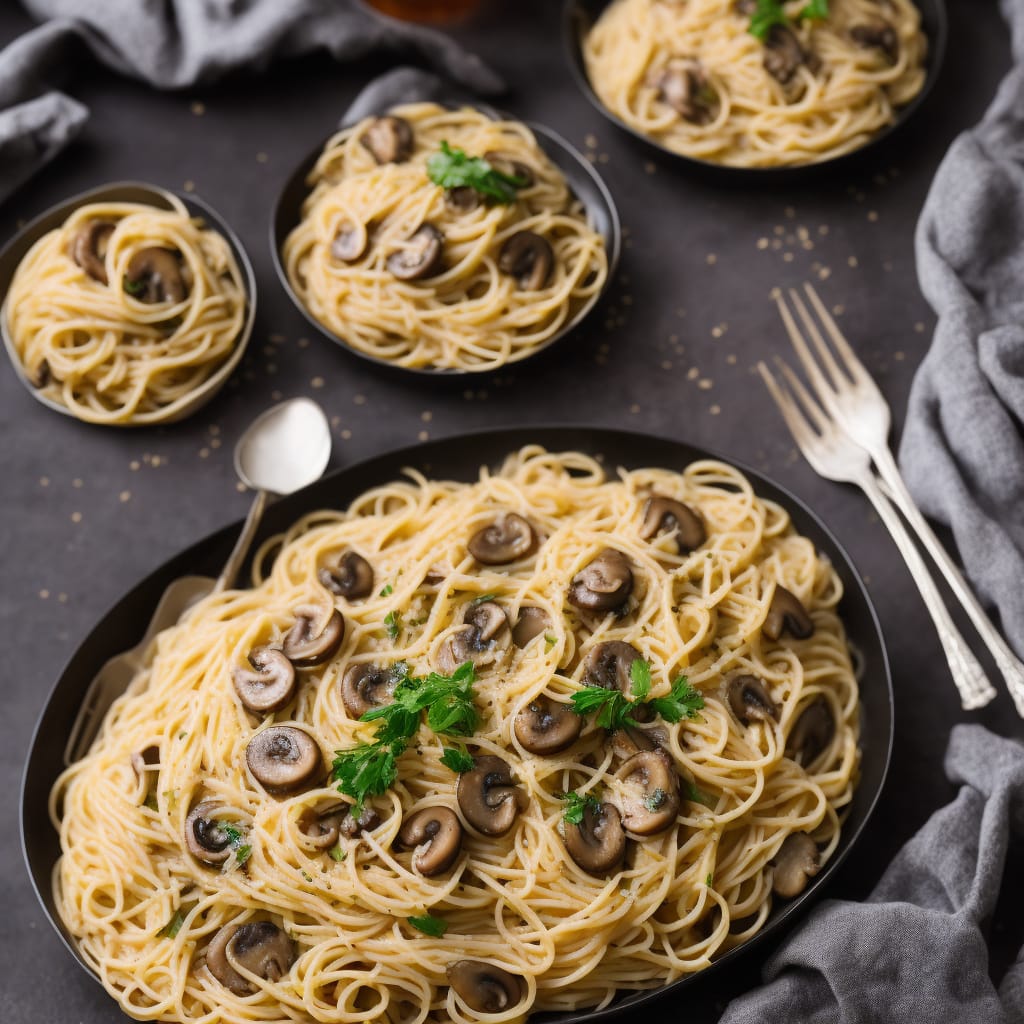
[282,104,608,371]
[583,0,927,167]
[53,447,859,1023]
[5,197,247,424]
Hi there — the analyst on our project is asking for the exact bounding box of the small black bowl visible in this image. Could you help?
[0,181,257,425]
[271,104,621,377]
[563,0,948,181]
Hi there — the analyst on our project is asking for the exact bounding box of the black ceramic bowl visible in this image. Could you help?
[0,181,257,425]
[22,426,892,1023]
[271,106,621,377]
[564,0,948,180]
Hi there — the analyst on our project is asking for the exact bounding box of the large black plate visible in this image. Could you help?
[21,426,892,1022]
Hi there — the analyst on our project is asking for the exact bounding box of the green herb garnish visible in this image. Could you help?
[470,592,498,606]
[685,781,715,807]
[123,275,146,296]
[571,661,704,729]
[379,583,394,597]
[440,746,476,774]
[544,634,558,650]
[328,843,347,863]
[384,610,401,641]
[160,909,185,938]
[561,790,601,826]
[706,873,714,887]
[629,659,652,701]
[234,844,252,867]
[426,141,526,204]
[408,913,448,937]
[748,0,828,40]
[644,787,667,812]
[648,676,705,723]
[570,685,638,730]
[216,821,252,871]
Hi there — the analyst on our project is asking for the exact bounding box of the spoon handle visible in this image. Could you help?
[215,489,268,593]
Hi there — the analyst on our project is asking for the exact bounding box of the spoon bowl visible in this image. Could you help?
[235,397,332,495]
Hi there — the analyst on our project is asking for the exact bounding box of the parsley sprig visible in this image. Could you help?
[571,659,704,729]
[426,141,527,204]
[748,0,829,40]
[408,913,448,937]
[561,790,601,826]
[331,662,478,811]
[219,821,252,869]
[440,745,476,774]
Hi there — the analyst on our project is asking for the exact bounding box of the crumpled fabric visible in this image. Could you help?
[0,0,501,204]
[720,724,1024,1023]
[898,0,1024,660]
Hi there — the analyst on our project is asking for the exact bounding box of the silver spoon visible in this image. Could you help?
[64,397,332,765]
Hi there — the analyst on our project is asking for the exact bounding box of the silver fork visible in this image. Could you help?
[759,358,996,711]
[776,284,1024,715]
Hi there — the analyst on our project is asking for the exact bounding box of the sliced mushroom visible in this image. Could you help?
[456,755,526,836]
[447,960,526,1014]
[184,801,235,866]
[786,696,836,766]
[246,725,323,795]
[341,662,401,719]
[640,494,706,554]
[771,832,820,898]
[582,641,642,694]
[398,806,463,876]
[850,20,899,64]
[437,601,510,674]
[297,805,347,850]
[282,605,345,668]
[330,221,368,262]
[763,25,816,86]
[339,804,381,838]
[763,586,815,641]
[564,801,626,875]
[318,551,374,600]
[514,694,582,755]
[650,60,719,125]
[614,750,680,836]
[498,231,554,291]
[468,513,537,565]
[610,725,656,765]
[386,223,444,281]
[360,115,414,164]
[512,606,552,648]
[124,247,187,303]
[71,220,115,284]
[207,921,294,995]
[727,674,779,725]
[445,186,481,213]
[568,549,634,613]
[483,150,535,188]
[232,646,297,714]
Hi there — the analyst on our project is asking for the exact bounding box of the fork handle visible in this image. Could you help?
[870,447,1024,716]
[858,472,997,710]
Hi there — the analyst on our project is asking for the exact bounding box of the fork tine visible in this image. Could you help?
[788,287,850,393]
[774,290,843,413]
[802,283,875,389]
[756,361,818,452]
[774,356,834,436]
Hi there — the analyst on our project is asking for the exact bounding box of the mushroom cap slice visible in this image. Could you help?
[564,801,626,876]
[124,247,187,303]
[786,696,836,766]
[763,585,814,641]
[339,804,381,838]
[457,754,526,836]
[512,605,553,649]
[246,725,323,795]
[184,801,235,866]
[436,601,511,675]
[297,805,347,850]
[514,694,582,755]
[318,550,374,600]
[330,221,368,262]
[360,115,414,164]
[727,674,779,725]
[583,641,642,694]
[467,513,537,565]
[232,646,297,714]
[341,662,401,719]
[498,230,554,291]
[207,921,295,995]
[386,223,444,281]
[640,494,706,554]
[71,219,115,284]
[771,832,821,898]
[650,60,718,125]
[445,186,481,212]
[763,24,816,85]
[568,548,634,613]
[446,960,526,1013]
[398,806,463,876]
[614,750,680,836]
[850,20,899,64]
[282,604,345,668]
[483,150,535,188]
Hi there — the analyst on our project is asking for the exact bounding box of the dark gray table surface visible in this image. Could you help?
[2,2,1021,1021]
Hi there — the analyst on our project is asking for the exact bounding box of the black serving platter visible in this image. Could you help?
[271,106,621,378]
[563,0,949,181]
[22,426,892,1023]
[0,181,258,425]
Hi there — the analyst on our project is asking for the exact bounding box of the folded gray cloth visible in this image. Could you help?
[898,0,1024,660]
[0,0,501,204]
[720,724,1024,1023]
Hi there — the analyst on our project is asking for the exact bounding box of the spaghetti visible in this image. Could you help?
[53,447,860,1023]
[6,197,247,425]
[583,0,927,167]
[282,104,608,371]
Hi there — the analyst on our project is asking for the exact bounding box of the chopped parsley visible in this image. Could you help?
[748,0,829,39]
[629,659,652,700]
[440,746,476,774]
[561,790,601,826]
[644,787,667,812]
[469,592,498,606]
[379,583,394,597]
[160,909,185,938]
[408,913,448,937]
[384,610,401,641]
[544,634,558,650]
[328,843,347,863]
[122,274,146,296]
[426,141,527,204]
[217,821,252,871]
[648,676,705,723]
[706,873,714,887]
[570,659,704,729]
[685,781,715,807]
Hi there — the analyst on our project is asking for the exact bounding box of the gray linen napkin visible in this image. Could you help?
[0,0,502,204]
[720,724,1024,1023]
[898,0,1024,660]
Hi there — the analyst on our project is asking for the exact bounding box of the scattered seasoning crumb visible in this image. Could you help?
[661,360,672,370]
[210,438,222,451]
[817,266,831,280]
[311,376,324,389]
[698,378,713,390]
[209,424,220,436]
[269,333,286,344]
[331,415,341,428]
[119,491,131,503]
[867,210,879,222]
[191,101,206,116]
[297,337,310,349]
[629,403,640,414]
[712,323,727,338]
[71,512,82,523]
[199,448,210,459]
[183,180,195,193]
[644,161,656,174]
[39,476,49,487]
[256,151,269,164]
[687,367,699,381]
[832,304,845,316]
[597,152,610,164]
[894,351,906,361]
[783,252,794,262]
[773,225,785,236]
[584,133,598,149]
[726,354,737,365]
[771,238,782,250]
[418,430,429,442]
[341,429,352,440]
[706,253,717,265]
[235,482,247,493]
[848,256,859,268]
[914,322,925,333]
[421,411,433,422]
[130,461,140,471]
[58,593,68,603]
[354,394,366,405]
[39,589,49,600]
[757,237,769,250]
[784,206,795,219]
[819,224,830,236]
[73,478,83,488]
[710,404,721,416]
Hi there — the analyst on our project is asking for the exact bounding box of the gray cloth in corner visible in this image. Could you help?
[898,0,1024,660]
[720,724,1024,1023]
[0,0,502,204]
